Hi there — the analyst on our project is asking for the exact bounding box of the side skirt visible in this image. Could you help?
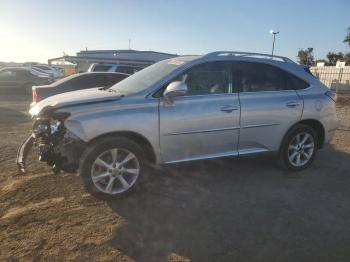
[163,148,270,165]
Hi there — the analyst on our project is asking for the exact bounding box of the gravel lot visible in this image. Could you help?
[0,95,349,261]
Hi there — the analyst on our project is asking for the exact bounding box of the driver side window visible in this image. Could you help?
[174,61,231,96]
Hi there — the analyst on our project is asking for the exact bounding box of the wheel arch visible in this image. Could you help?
[299,119,325,148]
[88,131,157,164]
[281,119,326,151]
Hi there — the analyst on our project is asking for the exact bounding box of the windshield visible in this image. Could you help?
[110,58,194,94]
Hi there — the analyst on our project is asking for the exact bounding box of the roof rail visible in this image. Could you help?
[204,51,296,63]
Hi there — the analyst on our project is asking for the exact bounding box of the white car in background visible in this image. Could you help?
[88,63,142,75]
[32,64,63,78]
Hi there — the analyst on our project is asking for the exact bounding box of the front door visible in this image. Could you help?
[159,61,241,163]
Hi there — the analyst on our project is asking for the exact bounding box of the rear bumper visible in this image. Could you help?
[324,127,337,145]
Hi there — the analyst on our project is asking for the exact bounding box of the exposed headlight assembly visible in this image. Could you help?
[33,122,49,135]
[50,120,62,135]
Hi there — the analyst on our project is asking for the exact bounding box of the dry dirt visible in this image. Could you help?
[0,95,350,262]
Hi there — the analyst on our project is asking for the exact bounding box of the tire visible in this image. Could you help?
[279,124,319,171]
[79,136,148,200]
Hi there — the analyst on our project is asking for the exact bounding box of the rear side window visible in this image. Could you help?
[17,70,32,77]
[235,62,285,92]
[235,62,309,92]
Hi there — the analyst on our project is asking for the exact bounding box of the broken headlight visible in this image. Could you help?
[33,123,49,135]
[32,119,63,137]
[50,120,62,135]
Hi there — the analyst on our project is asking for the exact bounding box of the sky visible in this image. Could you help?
[0,0,349,63]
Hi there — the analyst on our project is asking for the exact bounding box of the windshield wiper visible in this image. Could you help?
[97,86,125,96]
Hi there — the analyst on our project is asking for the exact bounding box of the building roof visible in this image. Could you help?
[49,49,179,67]
[77,49,178,56]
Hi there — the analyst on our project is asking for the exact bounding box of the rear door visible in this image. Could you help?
[159,61,241,163]
[236,61,303,154]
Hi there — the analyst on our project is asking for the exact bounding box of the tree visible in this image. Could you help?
[344,27,350,47]
[297,48,314,65]
[344,53,350,64]
[326,52,344,66]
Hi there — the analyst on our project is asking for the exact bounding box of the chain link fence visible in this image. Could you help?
[310,66,350,95]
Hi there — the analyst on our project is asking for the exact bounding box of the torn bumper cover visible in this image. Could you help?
[16,135,35,173]
[16,114,86,174]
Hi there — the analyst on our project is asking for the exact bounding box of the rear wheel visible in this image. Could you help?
[279,124,318,171]
[79,137,147,199]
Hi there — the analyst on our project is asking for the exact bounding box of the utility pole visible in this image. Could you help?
[269,30,280,57]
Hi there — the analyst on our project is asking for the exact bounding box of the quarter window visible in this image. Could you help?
[285,73,310,90]
[175,62,231,96]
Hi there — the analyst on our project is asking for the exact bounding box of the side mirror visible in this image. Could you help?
[163,81,187,104]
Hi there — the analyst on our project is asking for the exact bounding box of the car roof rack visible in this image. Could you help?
[204,51,296,64]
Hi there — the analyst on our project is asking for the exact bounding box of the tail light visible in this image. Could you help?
[325,90,337,102]
[32,89,41,103]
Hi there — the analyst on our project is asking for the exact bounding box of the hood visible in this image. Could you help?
[29,88,122,116]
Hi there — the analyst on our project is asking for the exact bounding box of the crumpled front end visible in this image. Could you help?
[17,108,86,174]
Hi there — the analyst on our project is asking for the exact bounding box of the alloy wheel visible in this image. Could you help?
[288,132,315,167]
[91,148,140,194]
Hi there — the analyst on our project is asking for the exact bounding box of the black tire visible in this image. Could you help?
[279,124,319,171]
[79,136,148,200]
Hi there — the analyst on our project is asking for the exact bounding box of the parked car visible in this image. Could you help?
[32,64,63,79]
[30,67,52,78]
[18,51,338,199]
[32,72,129,104]
[0,67,51,94]
[88,63,142,74]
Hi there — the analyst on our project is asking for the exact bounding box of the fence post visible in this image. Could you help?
[337,67,344,94]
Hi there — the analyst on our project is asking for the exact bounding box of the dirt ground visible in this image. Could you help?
[0,95,349,262]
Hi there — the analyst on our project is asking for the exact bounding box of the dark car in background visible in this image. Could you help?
[32,72,129,103]
[0,67,51,95]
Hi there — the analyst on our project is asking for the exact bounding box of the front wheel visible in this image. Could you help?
[279,124,318,171]
[79,137,147,199]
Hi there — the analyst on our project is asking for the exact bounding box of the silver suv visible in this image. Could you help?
[18,51,338,199]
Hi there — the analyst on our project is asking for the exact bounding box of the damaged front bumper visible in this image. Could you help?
[16,116,86,174]
[16,135,35,173]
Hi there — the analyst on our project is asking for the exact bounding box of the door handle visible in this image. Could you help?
[221,105,239,113]
[286,101,300,108]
